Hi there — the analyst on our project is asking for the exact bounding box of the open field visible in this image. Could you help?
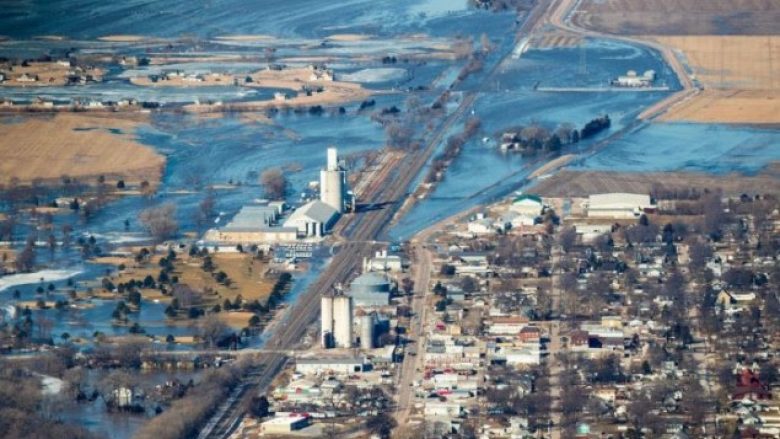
[530,167,780,197]
[652,35,779,89]
[0,113,163,186]
[573,0,780,35]
[650,35,780,123]
[660,89,780,123]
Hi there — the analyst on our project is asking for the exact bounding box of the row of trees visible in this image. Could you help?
[499,115,611,155]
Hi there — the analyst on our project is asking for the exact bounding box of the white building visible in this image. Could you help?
[283,200,339,238]
[587,193,653,219]
[295,357,364,375]
[363,250,404,273]
[260,415,310,434]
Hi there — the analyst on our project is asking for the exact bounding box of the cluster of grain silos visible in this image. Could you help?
[320,293,352,348]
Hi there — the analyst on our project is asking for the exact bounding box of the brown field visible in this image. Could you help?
[660,89,780,123]
[530,168,780,198]
[649,35,780,123]
[0,113,164,186]
[652,35,779,89]
[574,0,780,35]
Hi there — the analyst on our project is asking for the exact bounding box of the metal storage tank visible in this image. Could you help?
[360,314,374,350]
[332,295,353,348]
[320,295,334,348]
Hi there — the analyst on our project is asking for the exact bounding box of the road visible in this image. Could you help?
[394,242,432,424]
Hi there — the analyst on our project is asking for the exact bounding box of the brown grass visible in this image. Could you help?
[0,113,163,185]
[98,251,276,306]
[660,89,780,123]
[648,35,780,123]
[575,0,780,35]
[651,35,780,90]
[530,168,780,197]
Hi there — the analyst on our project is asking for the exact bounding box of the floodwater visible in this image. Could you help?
[578,123,780,174]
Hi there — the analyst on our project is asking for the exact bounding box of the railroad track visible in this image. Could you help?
[201,5,553,438]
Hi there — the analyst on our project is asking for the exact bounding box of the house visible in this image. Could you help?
[732,369,772,401]
[518,325,541,343]
[467,217,496,235]
[587,193,653,219]
[283,200,339,238]
[574,223,613,242]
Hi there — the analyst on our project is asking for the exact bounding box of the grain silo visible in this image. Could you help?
[360,314,375,350]
[332,294,353,348]
[320,295,334,348]
[319,147,346,213]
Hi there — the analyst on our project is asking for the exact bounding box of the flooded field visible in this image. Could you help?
[579,123,780,174]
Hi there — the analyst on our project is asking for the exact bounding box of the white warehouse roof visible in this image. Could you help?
[588,193,652,209]
[284,200,339,225]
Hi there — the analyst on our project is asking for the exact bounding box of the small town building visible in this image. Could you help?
[587,193,653,219]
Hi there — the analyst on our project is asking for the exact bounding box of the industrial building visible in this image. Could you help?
[349,272,392,307]
[320,294,353,348]
[363,249,405,273]
[260,414,310,434]
[204,148,351,245]
[586,193,654,219]
[283,200,339,238]
[202,201,297,245]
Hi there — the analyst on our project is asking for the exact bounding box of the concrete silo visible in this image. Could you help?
[360,314,375,350]
[332,294,353,348]
[319,147,347,213]
[320,295,334,348]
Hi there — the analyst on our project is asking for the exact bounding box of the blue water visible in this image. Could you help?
[578,123,780,174]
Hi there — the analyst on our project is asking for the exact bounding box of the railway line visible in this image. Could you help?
[200,3,571,438]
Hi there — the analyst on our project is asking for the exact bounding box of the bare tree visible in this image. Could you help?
[199,314,230,348]
[260,168,288,200]
[138,204,178,241]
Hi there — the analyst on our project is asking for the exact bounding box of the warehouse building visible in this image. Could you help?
[203,201,297,245]
[586,193,653,219]
[283,200,339,238]
[349,272,392,307]
[260,414,310,434]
